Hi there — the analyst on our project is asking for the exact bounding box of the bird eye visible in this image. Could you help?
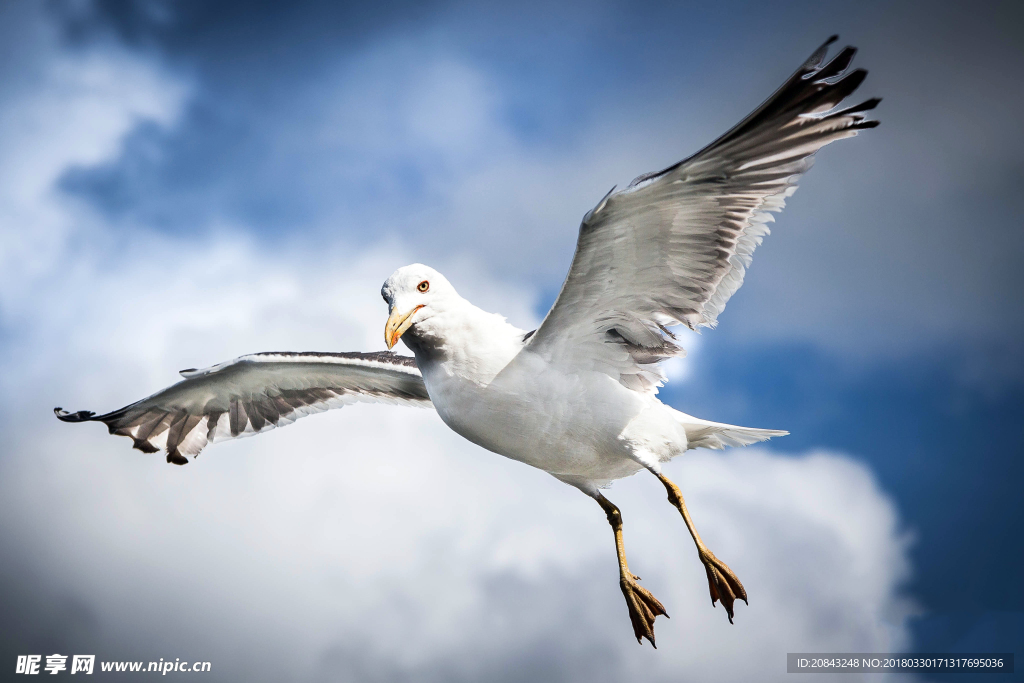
[417,280,430,293]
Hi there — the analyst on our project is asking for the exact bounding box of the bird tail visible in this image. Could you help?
[674,412,788,450]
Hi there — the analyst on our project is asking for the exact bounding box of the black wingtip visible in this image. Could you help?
[166,451,189,466]
[803,35,840,72]
[133,440,160,454]
[54,407,96,422]
[833,97,881,117]
[815,45,858,82]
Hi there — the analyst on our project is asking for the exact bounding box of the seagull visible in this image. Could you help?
[55,36,877,647]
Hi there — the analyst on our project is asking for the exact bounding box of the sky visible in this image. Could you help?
[0,0,1021,680]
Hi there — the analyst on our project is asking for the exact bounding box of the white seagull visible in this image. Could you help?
[56,36,878,647]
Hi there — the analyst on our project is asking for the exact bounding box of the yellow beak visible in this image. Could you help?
[385,305,423,350]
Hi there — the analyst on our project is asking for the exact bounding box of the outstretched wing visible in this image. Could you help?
[55,351,432,464]
[526,36,879,393]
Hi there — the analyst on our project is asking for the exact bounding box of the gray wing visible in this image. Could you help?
[526,36,879,393]
[55,351,432,465]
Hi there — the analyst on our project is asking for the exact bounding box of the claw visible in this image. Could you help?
[699,549,747,624]
[650,471,749,625]
[620,574,669,647]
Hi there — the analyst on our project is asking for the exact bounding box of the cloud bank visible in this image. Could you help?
[3,191,913,682]
[0,3,920,680]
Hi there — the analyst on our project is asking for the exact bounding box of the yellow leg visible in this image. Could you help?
[653,470,748,623]
[594,492,668,647]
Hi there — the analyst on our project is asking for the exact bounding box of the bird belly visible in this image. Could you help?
[424,360,670,482]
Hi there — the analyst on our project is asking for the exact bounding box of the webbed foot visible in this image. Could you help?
[699,549,747,623]
[619,572,669,647]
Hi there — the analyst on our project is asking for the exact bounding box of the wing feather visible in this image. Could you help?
[55,351,432,464]
[526,37,878,394]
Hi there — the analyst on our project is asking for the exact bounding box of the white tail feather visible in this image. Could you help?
[676,412,788,450]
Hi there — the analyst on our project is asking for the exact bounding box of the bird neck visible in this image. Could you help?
[403,300,525,385]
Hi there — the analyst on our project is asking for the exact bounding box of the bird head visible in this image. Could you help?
[381,264,457,350]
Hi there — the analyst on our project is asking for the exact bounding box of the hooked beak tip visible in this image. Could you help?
[384,305,423,351]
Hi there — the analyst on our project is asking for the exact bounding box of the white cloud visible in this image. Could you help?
[268,24,1022,360]
[0,10,915,680]
[3,223,914,680]
[0,3,187,310]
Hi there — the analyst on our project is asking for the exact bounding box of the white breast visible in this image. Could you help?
[406,293,670,482]
[423,346,654,481]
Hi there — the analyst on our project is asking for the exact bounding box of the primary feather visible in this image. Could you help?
[55,352,430,464]
[527,35,878,394]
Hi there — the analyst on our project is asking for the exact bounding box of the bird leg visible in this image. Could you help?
[651,470,747,623]
[594,492,668,647]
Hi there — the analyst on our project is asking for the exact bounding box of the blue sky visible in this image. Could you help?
[1,0,1022,680]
